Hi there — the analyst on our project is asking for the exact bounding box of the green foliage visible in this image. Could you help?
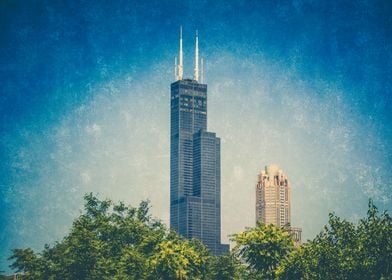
[9,195,392,280]
[205,253,245,280]
[276,200,392,280]
[232,222,294,279]
[9,193,209,280]
[149,234,209,279]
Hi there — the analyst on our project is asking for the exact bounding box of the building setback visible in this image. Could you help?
[170,28,229,255]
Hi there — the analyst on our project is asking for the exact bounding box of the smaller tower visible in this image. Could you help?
[255,165,302,244]
[256,165,290,227]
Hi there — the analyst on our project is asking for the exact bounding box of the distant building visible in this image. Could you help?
[256,164,302,243]
[170,28,229,255]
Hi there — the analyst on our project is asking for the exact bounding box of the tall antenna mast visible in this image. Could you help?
[201,57,204,83]
[174,56,178,80]
[178,26,183,80]
[194,30,199,82]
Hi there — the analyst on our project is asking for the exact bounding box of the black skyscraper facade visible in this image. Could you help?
[170,78,228,255]
[170,28,228,255]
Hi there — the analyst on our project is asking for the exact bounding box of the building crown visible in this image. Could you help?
[174,27,203,83]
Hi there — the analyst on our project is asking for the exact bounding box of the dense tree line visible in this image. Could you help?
[8,194,392,279]
[276,201,392,280]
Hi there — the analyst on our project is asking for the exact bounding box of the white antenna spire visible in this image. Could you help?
[201,57,204,83]
[194,30,199,82]
[174,56,178,80]
[178,26,183,80]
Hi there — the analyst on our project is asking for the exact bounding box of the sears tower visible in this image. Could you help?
[170,28,229,255]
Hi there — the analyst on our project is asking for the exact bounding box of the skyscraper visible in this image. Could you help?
[170,28,229,255]
[256,164,302,243]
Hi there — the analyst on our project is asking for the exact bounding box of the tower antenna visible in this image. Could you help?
[201,57,204,83]
[174,56,178,80]
[194,30,199,82]
[178,26,183,80]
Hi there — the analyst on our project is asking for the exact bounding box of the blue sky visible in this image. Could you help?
[1,0,391,272]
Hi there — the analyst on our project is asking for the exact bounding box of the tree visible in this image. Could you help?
[232,222,294,279]
[149,233,209,280]
[276,200,392,280]
[10,194,392,279]
[9,194,210,280]
[205,253,245,280]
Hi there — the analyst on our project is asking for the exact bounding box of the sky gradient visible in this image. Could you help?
[1,0,391,272]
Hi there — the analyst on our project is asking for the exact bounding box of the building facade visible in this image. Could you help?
[256,165,291,227]
[256,164,302,243]
[170,29,228,255]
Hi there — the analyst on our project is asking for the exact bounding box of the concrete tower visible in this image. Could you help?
[256,165,302,243]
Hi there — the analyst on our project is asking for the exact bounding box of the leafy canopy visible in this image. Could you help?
[8,195,392,280]
[9,193,209,280]
[276,200,392,280]
[232,222,294,279]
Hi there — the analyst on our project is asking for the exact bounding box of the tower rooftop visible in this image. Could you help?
[265,164,281,176]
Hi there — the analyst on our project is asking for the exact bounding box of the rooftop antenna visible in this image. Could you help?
[174,56,178,80]
[194,30,199,82]
[201,57,204,83]
[178,26,183,80]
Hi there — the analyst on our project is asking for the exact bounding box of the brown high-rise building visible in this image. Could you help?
[256,164,291,227]
[256,164,302,243]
